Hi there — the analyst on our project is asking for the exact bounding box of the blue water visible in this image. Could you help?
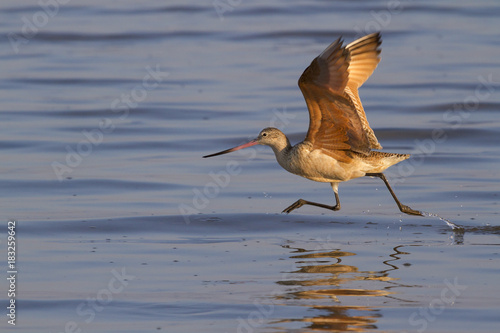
[1,0,499,332]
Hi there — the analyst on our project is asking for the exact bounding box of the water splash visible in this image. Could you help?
[421,210,465,232]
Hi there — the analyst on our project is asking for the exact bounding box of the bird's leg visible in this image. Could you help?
[282,183,341,214]
[365,173,423,216]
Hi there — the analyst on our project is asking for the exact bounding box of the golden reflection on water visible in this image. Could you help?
[273,245,411,332]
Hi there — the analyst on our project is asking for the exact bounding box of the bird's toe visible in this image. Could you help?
[401,205,424,216]
[282,199,305,214]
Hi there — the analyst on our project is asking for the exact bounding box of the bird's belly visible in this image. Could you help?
[282,149,365,183]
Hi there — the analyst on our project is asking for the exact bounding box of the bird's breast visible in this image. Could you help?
[276,143,359,183]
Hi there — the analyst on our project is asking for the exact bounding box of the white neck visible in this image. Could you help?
[268,136,292,168]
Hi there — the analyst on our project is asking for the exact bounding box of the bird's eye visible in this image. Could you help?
[262,133,267,137]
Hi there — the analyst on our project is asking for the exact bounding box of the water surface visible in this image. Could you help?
[1,0,499,332]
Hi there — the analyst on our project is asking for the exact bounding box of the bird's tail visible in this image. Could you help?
[363,151,410,173]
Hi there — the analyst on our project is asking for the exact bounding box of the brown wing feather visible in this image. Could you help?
[299,37,349,93]
[299,36,372,157]
[345,33,383,149]
[300,84,371,157]
[345,33,381,88]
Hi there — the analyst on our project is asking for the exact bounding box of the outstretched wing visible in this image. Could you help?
[345,32,382,149]
[299,36,374,159]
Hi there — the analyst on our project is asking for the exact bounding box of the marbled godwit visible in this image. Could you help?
[204,33,422,216]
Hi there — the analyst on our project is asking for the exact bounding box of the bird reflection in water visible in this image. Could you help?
[272,245,413,332]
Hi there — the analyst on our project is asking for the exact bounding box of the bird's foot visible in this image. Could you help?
[400,205,424,216]
[282,199,340,214]
[282,199,306,214]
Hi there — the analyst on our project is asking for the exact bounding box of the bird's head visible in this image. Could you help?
[256,127,287,146]
[203,127,288,158]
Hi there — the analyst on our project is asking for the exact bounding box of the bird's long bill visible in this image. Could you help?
[203,139,258,158]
